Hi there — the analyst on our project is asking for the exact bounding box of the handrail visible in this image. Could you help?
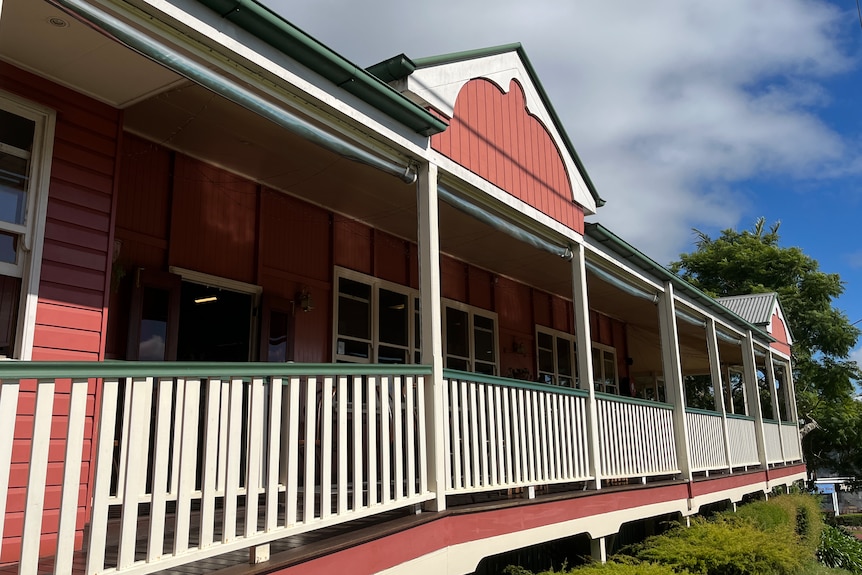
[442,368,589,397]
[726,412,756,422]
[684,407,724,417]
[594,390,673,410]
[0,361,433,380]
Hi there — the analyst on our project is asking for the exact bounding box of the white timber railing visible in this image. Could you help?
[686,409,728,473]
[763,420,784,464]
[595,394,678,480]
[780,422,802,462]
[442,371,592,493]
[0,362,432,575]
[726,414,760,468]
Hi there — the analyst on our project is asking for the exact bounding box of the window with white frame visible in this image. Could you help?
[443,300,498,375]
[0,93,53,358]
[333,268,419,364]
[592,343,618,394]
[536,326,577,386]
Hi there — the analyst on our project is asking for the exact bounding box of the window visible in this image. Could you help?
[536,326,577,386]
[443,300,498,375]
[592,343,618,394]
[0,92,54,358]
[333,268,419,364]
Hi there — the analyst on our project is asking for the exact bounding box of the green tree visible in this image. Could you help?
[670,218,862,478]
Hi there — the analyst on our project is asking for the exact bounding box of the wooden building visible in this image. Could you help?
[0,1,804,574]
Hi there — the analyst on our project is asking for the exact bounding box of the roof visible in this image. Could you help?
[584,223,774,341]
[367,44,605,209]
[194,0,447,136]
[716,293,777,326]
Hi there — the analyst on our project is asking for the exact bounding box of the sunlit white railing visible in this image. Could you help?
[686,409,728,473]
[596,394,678,480]
[763,420,783,464]
[780,423,802,462]
[726,414,759,468]
[442,371,593,493]
[0,362,432,575]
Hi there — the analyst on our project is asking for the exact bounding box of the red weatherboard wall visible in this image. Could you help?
[770,311,791,357]
[1,62,121,560]
[432,78,584,233]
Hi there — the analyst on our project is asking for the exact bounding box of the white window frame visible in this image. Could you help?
[442,298,499,375]
[535,325,578,387]
[592,342,619,394]
[0,91,56,359]
[332,267,420,365]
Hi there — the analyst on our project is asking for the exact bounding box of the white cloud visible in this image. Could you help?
[851,345,862,370]
[265,0,857,264]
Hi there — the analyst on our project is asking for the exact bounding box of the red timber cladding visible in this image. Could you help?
[0,63,121,560]
[431,78,584,233]
[169,155,257,284]
[770,311,791,356]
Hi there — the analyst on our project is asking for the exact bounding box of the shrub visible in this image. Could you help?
[835,515,862,528]
[818,524,862,573]
[503,558,684,574]
[633,516,807,575]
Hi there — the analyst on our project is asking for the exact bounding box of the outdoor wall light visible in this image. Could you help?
[296,290,314,312]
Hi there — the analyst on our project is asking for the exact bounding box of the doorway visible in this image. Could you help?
[176,281,254,362]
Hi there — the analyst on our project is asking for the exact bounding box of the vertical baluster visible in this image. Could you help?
[352,375,363,509]
[169,381,186,497]
[54,379,87,575]
[117,378,153,569]
[0,381,19,563]
[244,377,265,537]
[379,376,390,505]
[337,376,348,514]
[407,375,418,496]
[450,380,461,490]
[114,380,132,499]
[304,377,317,521]
[366,376,377,506]
[392,376,403,500]
[507,388,518,484]
[174,379,200,553]
[285,377,300,525]
[218,381,229,493]
[485,385,496,487]
[223,378,243,541]
[469,382,480,488]
[490,386,502,486]
[524,390,535,483]
[85,379,118,575]
[266,378,283,531]
[197,379,220,550]
[539,393,550,481]
[442,378,452,491]
[459,380,471,489]
[416,376,428,495]
[320,376,334,518]
[551,395,562,480]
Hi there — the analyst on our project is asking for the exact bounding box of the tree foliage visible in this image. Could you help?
[670,218,862,478]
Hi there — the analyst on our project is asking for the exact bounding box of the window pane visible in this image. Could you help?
[0,232,17,264]
[139,287,169,361]
[338,278,370,340]
[446,307,469,358]
[378,345,407,364]
[0,109,35,151]
[591,347,601,386]
[603,354,616,391]
[267,310,289,362]
[337,338,370,360]
[557,337,573,378]
[378,288,408,346]
[447,356,469,371]
[0,110,35,227]
[475,362,496,376]
[538,347,555,380]
[473,315,495,363]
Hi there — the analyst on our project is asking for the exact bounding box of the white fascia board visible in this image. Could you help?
[769,300,793,346]
[672,291,749,340]
[99,0,432,162]
[409,51,596,214]
[431,150,583,246]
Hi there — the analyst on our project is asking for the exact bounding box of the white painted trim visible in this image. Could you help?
[407,52,596,213]
[767,300,793,346]
[442,298,500,376]
[433,151,586,243]
[0,90,56,360]
[167,266,262,294]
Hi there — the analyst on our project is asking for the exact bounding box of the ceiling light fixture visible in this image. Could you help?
[48,17,69,28]
[194,295,217,304]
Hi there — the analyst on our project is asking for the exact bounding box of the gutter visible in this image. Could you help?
[584,223,775,342]
[195,0,448,137]
[49,0,420,184]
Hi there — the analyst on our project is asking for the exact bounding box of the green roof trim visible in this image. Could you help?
[584,223,775,342]
[366,53,416,84]
[408,43,605,209]
[194,0,447,136]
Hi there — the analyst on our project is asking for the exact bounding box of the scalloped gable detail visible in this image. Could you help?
[405,50,596,215]
[432,78,583,232]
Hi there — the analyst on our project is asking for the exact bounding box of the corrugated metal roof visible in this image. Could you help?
[716,292,777,326]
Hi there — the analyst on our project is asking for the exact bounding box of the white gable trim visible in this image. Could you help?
[407,51,596,214]
[768,301,793,347]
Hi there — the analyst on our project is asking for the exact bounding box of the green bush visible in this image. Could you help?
[503,557,684,574]
[633,516,807,575]
[835,515,862,528]
[818,524,862,573]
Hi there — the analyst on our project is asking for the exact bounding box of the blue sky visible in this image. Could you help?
[264,0,862,363]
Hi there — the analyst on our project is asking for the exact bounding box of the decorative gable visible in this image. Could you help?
[432,78,582,231]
